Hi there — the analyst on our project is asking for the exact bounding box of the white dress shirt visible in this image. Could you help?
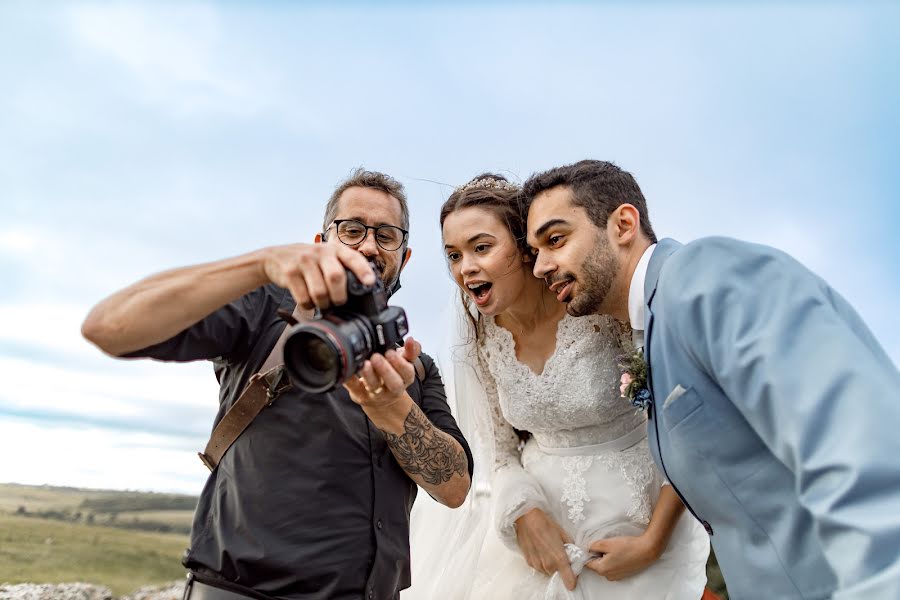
[628,243,657,349]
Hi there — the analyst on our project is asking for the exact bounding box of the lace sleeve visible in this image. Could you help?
[474,348,551,551]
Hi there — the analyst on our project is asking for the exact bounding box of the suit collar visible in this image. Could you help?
[642,238,681,362]
[643,238,682,310]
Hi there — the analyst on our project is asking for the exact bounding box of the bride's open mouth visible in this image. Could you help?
[467,281,493,306]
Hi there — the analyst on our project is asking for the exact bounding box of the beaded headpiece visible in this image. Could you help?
[455,177,520,194]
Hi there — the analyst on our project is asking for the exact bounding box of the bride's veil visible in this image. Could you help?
[403,293,495,599]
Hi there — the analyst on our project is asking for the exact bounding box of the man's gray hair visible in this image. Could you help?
[322,168,410,232]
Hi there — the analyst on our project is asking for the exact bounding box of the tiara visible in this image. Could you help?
[456,177,520,193]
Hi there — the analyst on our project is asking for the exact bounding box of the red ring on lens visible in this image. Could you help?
[301,320,350,385]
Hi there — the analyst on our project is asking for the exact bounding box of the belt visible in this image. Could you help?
[535,421,647,456]
[184,575,263,600]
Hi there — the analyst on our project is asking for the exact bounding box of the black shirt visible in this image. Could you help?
[129,284,473,600]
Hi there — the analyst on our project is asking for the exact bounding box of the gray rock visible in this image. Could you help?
[0,581,185,600]
[0,583,114,600]
[119,581,184,600]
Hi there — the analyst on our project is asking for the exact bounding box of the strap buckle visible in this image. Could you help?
[262,365,291,406]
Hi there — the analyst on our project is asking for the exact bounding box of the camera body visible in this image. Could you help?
[282,268,409,393]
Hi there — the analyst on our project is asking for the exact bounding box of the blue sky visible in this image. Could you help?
[1,1,898,494]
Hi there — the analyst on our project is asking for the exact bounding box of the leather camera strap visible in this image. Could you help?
[197,307,426,472]
[197,311,300,471]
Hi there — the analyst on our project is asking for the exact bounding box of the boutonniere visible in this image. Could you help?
[618,347,651,410]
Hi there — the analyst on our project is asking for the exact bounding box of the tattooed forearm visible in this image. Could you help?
[378,405,468,486]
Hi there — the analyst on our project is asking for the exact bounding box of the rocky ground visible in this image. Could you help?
[0,581,184,600]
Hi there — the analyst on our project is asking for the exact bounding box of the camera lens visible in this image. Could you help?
[282,317,374,393]
[285,330,340,391]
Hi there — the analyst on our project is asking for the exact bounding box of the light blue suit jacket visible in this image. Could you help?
[644,237,900,600]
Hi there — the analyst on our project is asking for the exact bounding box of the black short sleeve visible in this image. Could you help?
[124,285,289,364]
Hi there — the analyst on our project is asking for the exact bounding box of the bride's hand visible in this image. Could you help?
[584,534,663,581]
[514,508,577,590]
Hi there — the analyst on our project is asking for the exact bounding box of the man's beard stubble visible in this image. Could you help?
[566,238,617,317]
[376,257,401,294]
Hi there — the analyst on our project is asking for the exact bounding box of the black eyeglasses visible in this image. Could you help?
[325,219,409,251]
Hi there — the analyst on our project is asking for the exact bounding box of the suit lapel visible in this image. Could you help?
[642,238,682,368]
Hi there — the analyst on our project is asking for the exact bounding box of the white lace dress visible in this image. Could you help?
[470,313,710,600]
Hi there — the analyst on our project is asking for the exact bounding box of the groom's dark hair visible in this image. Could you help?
[522,160,658,243]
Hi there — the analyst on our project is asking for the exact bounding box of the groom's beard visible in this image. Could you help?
[567,238,617,317]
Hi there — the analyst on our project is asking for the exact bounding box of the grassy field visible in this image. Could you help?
[0,482,196,534]
[0,483,195,595]
[0,513,188,595]
[0,484,95,514]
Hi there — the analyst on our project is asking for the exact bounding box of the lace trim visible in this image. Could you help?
[561,456,593,523]
[479,313,645,447]
[595,438,659,524]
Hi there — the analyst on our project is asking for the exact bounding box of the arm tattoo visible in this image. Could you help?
[378,405,468,486]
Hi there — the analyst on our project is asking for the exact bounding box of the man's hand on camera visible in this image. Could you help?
[260,243,375,311]
[344,338,422,411]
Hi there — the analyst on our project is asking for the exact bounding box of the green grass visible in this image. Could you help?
[0,482,195,532]
[0,483,196,517]
[114,510,195,528]
[0,484,94,514]
[0,513,188,596]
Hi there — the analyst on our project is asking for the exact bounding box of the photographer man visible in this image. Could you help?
[82,169,473,600]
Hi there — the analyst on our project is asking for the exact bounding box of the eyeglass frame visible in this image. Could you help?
[323,219,409,252]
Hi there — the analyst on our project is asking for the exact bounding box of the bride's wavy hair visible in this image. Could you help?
[440,173,527,342]
[440,173,533,444]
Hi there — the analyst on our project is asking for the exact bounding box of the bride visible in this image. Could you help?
[404,174,709,599]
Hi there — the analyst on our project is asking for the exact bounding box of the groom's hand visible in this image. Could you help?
[585,535,662,581]
[515,508,577,590]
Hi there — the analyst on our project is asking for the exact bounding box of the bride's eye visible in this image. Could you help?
[474,244,490,253]
[446,252,461,262]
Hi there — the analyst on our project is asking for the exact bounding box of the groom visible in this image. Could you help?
[521,159,900,599]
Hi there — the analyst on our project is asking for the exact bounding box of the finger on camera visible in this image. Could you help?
[384,349,415,381]
[287,280,314,311]
[342,377,367,401]
[337,245,376,286]
[303,266,333,310]
[370,354,406,391]
[382,349,415,380]
[362,364,387,393]
[320,253,348,306]
[399,337,421,361]
[357,361,377,385]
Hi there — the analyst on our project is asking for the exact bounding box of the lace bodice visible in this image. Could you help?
[478,313,645,453]
[473,313,659,542]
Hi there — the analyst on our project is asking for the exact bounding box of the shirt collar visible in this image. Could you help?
[628,243,657,331]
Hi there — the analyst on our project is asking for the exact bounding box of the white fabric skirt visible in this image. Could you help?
[405,427,709,600]
[477,428,709,599]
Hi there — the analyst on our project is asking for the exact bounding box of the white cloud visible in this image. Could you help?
[1,303,97,357]
[0,417,207,494]
[0,228,40,254]
[0,355,216,423]
[65,3,277,118]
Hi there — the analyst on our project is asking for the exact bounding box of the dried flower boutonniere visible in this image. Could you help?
[618,346,651,411]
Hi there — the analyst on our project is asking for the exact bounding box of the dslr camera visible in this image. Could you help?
[282,266,409,393]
